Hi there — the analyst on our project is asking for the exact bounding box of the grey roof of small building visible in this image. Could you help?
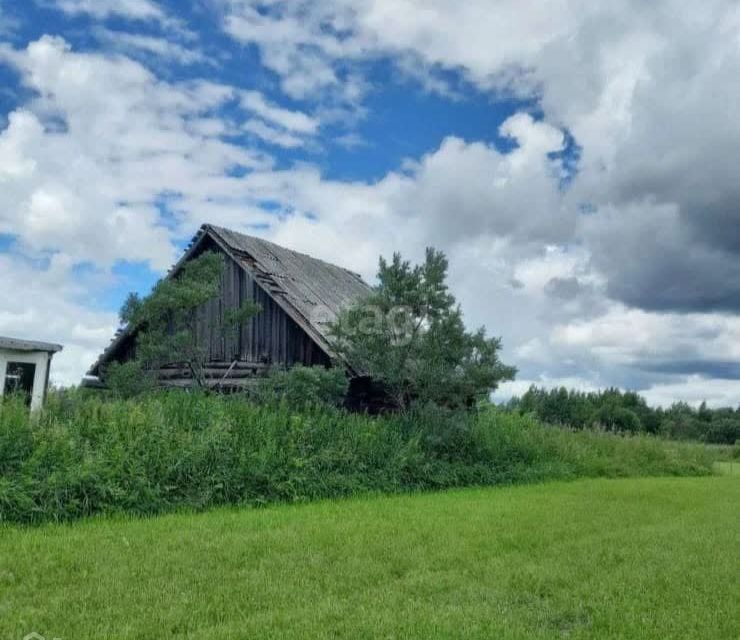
[0,336,63,353]
[88,224,372,375]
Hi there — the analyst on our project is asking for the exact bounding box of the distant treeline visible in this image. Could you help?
[507,386,739,445]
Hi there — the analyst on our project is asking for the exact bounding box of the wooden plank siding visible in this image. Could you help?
[86,223,369,384]
[192,244,331,368]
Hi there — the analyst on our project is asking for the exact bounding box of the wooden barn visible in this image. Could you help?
[86,224,372,391]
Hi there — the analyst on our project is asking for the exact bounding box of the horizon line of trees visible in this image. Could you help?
[507,385,739,445]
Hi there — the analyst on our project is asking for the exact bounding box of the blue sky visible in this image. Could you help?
[2,0,740,407]
[1,0,532,302]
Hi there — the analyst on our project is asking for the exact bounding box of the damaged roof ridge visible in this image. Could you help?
[204,223,367,282]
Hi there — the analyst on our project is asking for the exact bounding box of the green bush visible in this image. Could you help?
[0,391,714,525]
[256,365,348,410]
[104,361,156,399]
[592,405,642,433]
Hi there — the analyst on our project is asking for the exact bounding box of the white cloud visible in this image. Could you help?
[243,119,306,148]
[238,113,567,279]
[551,306,740,368]
[4,3,740,406]
[217,0,586,102]
[93,28,206,65]
[0,36,269,269]
[238,90,320,148]
[54,0,167,22]
[240,90,318,134]
[218,0,740,312]
[49,0,195,42]
[221,1,372,106]
[642,376,740,409]
[223,3,341,99]
[0,252,118,386]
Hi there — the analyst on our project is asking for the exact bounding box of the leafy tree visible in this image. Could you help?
[329,248,516,411]
[701,417,740,445]
[511,385,739,444]
[592,404,642,433]
[106,252,261,391]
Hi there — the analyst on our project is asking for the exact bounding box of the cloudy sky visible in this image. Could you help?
[1,1,740,406]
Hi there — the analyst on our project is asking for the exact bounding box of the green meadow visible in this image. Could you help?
[1,476,737,640]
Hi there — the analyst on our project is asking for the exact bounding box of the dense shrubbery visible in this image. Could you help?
[255,365,348,411]
[0,389,714,524]
[509,386,739,444]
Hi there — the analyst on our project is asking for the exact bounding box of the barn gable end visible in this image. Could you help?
[87,224,372,388]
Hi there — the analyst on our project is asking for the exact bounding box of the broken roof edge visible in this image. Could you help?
[203,225,343,364]
[0,336,63,353]
[204,223,368,283]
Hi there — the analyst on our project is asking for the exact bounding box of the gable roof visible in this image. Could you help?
[0,336,63,353]
[88,224,372,376]
[205,224,372,356]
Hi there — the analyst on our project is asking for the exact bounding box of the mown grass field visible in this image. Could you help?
[1,476,737,639]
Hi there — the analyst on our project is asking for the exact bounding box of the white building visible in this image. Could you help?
[0,336,63,411]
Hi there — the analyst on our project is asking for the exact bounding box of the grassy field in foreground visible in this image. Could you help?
[1,477,738,640]
[715,460,739,475]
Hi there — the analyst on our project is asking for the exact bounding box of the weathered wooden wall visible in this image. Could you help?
[191,242,331,368]
[94,240,333,391]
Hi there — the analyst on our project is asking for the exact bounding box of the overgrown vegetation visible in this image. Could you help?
[255,365,348,410]
[2,248,724,528]
[106,251,261,394]
[330,248,516,410]
[0,390,714,525]
[509,385,739,444]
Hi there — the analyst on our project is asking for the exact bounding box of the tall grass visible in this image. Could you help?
[0,390,714,524]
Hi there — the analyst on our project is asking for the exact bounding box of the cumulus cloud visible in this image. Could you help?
[237,113,568,281]
[3,3,740,403]
[641,376,740,409]
[0,252,118,387]
[0,36,271,269]
[218,0,740,315]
